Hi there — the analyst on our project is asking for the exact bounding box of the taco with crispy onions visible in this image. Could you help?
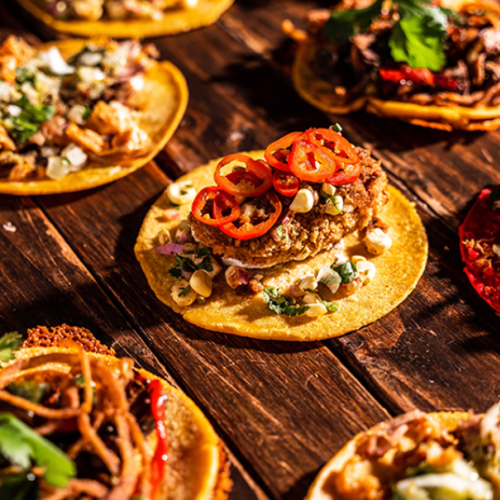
[15,0,234,38]
[135,127,428,341]
[0,329,231,500]
[0,36,187,195]
[285,0,500,131]
[304,403,500,500]
[459,185,500,313]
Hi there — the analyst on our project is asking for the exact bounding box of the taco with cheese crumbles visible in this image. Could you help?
[0,328,231,500]
[135,127,427,341]
[304,403,500,500]
[284,0,500,131]
[0,36,187,195]
[459,185,500,313]
[15,0,234,38]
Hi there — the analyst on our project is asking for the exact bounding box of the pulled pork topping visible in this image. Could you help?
[296,0,500,109]
[0,36,156,182]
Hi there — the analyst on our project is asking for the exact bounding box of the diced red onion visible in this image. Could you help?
[177,230,190,244]
[153,243,184,255]
[271,230,281,243]
[181,269,193,280]
[282,210,293,226]
[237,269,250,286]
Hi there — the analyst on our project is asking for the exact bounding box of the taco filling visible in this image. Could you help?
[0,329,229,499]
[153,127,393,319]
[0,36,158,182]
[309,403,500,500]
[41,0,199,21]
[285,0,500,121]
[459,185,500,313]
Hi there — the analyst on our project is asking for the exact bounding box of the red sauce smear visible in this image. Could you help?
[459,186,500,313]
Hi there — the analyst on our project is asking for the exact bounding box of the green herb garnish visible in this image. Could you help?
[275,225,287,241]
[332,261,357,284]
[178,285,192,298]
[322,300,339,312]
[331,123,343,133]
[263,287,309,317]
[10,98,56,143]
[325,0,456,71]
[6,381,49,404]
[169,252,213,278]
[0,413,76,488]
[0,332,22,364]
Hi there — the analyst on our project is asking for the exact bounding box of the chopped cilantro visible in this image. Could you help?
[0,332,22,364]
[322,300,339,312]
[9,99,56,143]
[15,68,36,85]
[180,190,187,195]
[0,413,76,488]
[169,251,212,278]
[196,247,211,258]
[332,261,357,284]
[263,287,309,317]
[179,285,192,297]
[275,225,287,241]
[6,381,49,404]
[82,105,92,120]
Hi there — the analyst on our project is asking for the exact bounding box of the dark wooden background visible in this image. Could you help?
[1,1,500,498]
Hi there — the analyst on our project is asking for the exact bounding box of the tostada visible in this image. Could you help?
[15,0,234,38]
[459,185,500,314]
[0,36,187,195]
[285,0,500,131]
[0,328,231,499]
[304,402,500,500]
[135,127,428,341]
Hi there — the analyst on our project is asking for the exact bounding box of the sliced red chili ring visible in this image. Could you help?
[220,191,282,240]
[273,170,300,197]
[215,154,272,197]
[327,162,362,186]
[288,139,337,183]
[192,187,240,226]
[264,132,303,171]
[305,128,359,165]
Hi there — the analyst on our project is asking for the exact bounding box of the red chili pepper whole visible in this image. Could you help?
[148,379,169,499]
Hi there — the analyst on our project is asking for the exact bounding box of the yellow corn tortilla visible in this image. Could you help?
[135,151,428,342]
[304,411,470,500]
[0,38,188,195]
[292,0,500,131]
[8,346,231,500]
[15,0,234,38]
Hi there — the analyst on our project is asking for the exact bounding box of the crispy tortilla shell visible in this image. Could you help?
[304,411,469,500]
[9,346,231,500]
[0,38,188,195]
[16,0,234,38]
[292,0,500,131]
[135,151,428,342]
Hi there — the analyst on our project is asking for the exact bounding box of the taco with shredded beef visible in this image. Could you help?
[0,330,231,500]
[15,0,234,38]
[459,185,500,313]
[135,126,427,341]
[0,36,187,195]
[304,403,500,500]
[285,0,500,131]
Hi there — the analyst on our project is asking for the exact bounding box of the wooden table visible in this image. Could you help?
[2,1,500,499]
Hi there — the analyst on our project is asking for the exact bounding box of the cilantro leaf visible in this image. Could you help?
[0,332,22,364]
[325,0,383,43]
[332,261,357,284]
[169,252,213,277]
[179,285,192,297]
[7,381,49,404]
[389,15,447,71]
[263,287,309,317]
[0,414,76,488]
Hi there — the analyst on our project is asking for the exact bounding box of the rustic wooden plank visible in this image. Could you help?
[37,160,390,499]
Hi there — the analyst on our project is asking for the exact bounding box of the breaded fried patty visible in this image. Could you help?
[189,147,389,268]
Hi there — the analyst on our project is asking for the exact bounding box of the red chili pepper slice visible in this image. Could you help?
[148,379,169,499]
[215,154,272,197]
[327,162,362,186]
[273,170,300,197]
[220,191,282,240]
[380,66,435,86]
[264,132,303,171]
[459,186,500,313]
[305,128,359,165]
[288,139,337,183]
[192,187,240,226]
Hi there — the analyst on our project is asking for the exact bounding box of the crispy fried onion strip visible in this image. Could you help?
[1,349,158,499]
